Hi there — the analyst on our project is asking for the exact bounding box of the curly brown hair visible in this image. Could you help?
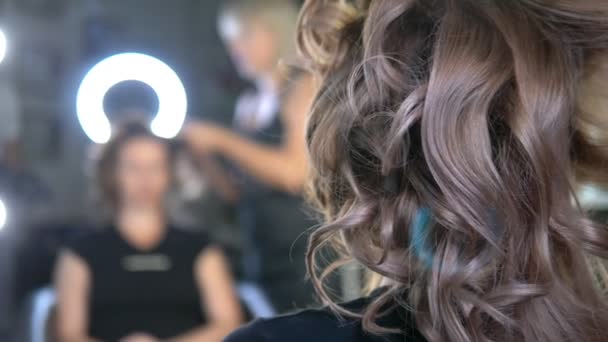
[297,0,608,341]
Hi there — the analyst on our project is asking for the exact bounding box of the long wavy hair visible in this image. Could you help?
[297,0,608,341]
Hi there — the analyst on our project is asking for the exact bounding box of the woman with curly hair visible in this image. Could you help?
[226,0,608,341]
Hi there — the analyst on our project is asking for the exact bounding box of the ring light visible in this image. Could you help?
[76,52,187,143]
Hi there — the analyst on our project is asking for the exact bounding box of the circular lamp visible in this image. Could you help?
[76,52,187,143]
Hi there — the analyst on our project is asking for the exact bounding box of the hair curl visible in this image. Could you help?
[297,0,608,341]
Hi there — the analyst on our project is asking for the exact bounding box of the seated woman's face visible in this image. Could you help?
[219,15,280,79]
[116,137,170,208]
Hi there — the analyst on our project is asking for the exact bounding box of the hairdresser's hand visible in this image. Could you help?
[183,121,227,155]
[119,333,160,342]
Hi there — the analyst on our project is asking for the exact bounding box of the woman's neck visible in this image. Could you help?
[116,206,166,251]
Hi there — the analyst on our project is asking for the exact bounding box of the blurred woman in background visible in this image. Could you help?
[186,0,316,313]
[54,122,241,342]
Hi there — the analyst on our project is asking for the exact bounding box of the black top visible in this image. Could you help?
[67,227,210,341]
[224,290,427,342]
[232,95,315,312]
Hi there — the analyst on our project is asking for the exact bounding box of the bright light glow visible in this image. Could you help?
[76,53,188,143]
[578,184,608,209]
[219,14,243,41]
[0,30,7,64]
[0,198,7,230]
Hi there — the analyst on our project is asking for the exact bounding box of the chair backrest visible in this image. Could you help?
[237,282,276,319]
[30,287,56,342]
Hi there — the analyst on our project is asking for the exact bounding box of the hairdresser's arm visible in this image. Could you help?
[186,76,316,193]
[54,251,101,342]
[166,247,242,342]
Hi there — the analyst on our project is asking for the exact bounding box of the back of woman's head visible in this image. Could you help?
[297,1,608,341]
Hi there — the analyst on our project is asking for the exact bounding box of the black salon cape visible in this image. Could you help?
[225,289,426,342]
